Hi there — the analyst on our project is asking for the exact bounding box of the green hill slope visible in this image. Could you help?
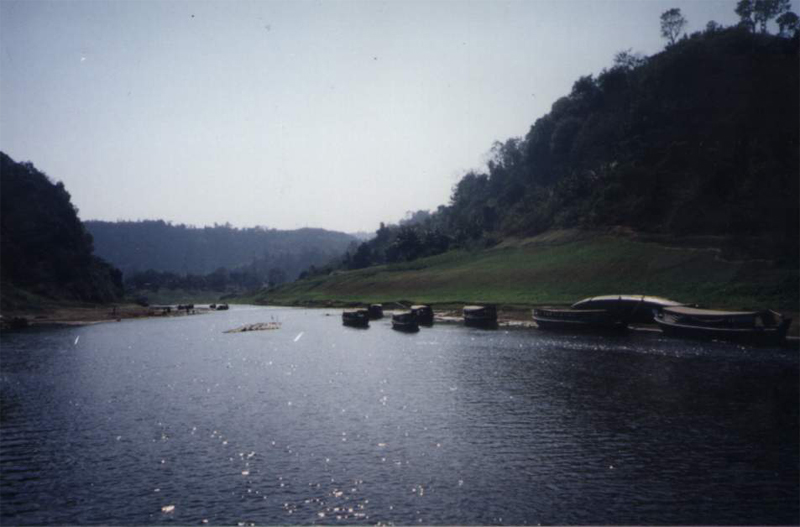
[252,230,797,312]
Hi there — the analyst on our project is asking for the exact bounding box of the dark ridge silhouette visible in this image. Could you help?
[0,152,123,309]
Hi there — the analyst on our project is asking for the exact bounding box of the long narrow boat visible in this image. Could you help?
[342,309,370,328]
[570,295,683,324]
[655,306,791,346]
[391,311,419,332]
[463,305,498,328]
[532,307,628,332]
[411,305,434,326]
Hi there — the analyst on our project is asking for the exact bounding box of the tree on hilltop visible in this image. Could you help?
[660,8,687,45]
[736,0,792,33]
[776,10,799,36]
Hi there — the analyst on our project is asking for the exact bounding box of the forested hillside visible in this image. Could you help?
[324,26,798,276]
[85,220,357,282]
[0,152,123,308]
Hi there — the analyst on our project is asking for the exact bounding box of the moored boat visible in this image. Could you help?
[391,310,419,332]
[342,308,370,328]
[368,304,384,320]
[411,304,434,325]
[463,305,497,328]
[532,307,628,332]
[570,295,683,324]
[655,306,791,346]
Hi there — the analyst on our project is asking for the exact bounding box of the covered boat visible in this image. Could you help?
[342,308,370,328]
[570,295,683,324]
[411,304,434,326]
[368,304,384,320]
[532,307,628,332]
[391,310,419,332]
[655,306,791,345]
[463,305,497,328]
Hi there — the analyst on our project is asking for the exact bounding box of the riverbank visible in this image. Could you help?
[246,230,799,336]
[0,303,212,330]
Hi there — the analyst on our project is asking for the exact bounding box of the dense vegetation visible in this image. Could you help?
[0,152,123,308]
[85,220,358,294]
[317,26,798,277]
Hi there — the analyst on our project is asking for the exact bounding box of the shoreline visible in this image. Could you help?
[3,301,797,343]
[0,303,213,330]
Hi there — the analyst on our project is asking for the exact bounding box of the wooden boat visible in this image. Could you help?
[655,306,791,346]
[368,304,384,320]
[411,305,434,325]
[570,295,683,324]
[463,305,497,328]
[532,307,627,332]
[391,310,419,332]
[342,309,369,328]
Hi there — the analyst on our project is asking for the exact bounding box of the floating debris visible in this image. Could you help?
[224,322,282,333]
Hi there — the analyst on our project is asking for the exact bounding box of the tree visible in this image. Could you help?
[735,0,756,31]
[705,20,724,33]
[754,0,791,33]
[613,49,647,70]
[776,10,799,36]
[739,0,792,33]
[660,8,687,45]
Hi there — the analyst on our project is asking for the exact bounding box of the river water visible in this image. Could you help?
[1,306,797,525]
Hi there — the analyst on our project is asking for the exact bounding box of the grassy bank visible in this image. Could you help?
[248,230,798,312]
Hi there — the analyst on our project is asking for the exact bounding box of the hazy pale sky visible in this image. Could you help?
[0,0,773,232]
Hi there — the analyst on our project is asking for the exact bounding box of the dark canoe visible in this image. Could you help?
[532,307,628,333]
[463,305,498,328]
[655,306,792,346]
[570,295,683,324]
[342,309,370,328]
[391,311,419,332]
[411,305,434,325]
[368,304,384,320]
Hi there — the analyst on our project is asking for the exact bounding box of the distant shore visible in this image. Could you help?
[0,303,212,330]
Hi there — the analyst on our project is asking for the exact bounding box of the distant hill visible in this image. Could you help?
[85,220,358,280]
[0,152,123,308]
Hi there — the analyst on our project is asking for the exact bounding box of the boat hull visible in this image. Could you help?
[463,305,497,328]
[532,308,627,333]
[342,310,369,328]
[411,305,434,326]
[655,317,790,346]
[392,311,419,332]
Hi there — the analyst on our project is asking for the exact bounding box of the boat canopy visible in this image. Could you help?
[572,295,682,308]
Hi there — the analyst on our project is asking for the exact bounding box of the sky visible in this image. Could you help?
[0,0,781,233]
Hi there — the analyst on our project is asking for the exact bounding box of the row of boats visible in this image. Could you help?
[342,295,793,345]
[342,304,435,332]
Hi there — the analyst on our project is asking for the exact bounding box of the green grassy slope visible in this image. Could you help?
[249,231,798,311]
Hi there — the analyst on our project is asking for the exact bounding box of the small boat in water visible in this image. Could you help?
[342,309,370,328]
[463,305,497,328]
[655,306,792,346]
[368,304,384,320]
[391,310,419,332]
[570,295,683,324]
[411,305,434,325]
[532,307,628,332]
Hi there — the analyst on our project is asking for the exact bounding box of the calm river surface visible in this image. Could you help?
[1,306,797,525]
